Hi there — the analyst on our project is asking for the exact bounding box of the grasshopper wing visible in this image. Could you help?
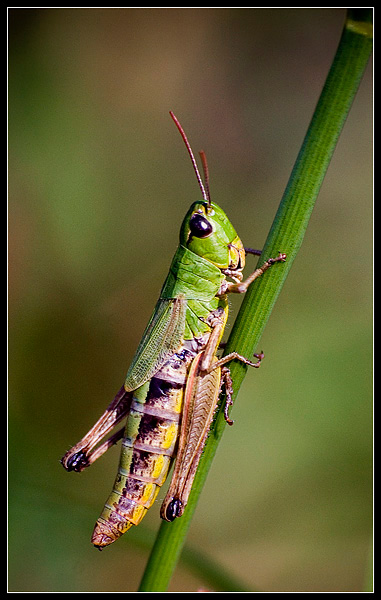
[124,295,187,391]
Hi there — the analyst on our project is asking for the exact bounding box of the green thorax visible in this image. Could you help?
[159,245,223,340]
[160,245,224,302]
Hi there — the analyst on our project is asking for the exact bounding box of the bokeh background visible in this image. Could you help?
[8,8,372,592]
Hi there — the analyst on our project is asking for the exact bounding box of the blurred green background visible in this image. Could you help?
[8,7,372,592]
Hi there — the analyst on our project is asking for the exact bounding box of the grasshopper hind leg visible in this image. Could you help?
[164,498,183,522]
[61,385,132,472]
[64,449,91,473]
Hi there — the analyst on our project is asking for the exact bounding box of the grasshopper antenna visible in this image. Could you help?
[169,111,211,211]
[199,150,211,207]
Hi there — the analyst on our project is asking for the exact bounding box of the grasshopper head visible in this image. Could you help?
[170,112,245,276]
[180,200,246,273]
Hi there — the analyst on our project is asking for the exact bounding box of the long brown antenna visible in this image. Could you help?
[169,111,211,208]
[199,150,211,208]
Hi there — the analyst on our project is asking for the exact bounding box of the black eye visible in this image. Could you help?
[189,213,213,238]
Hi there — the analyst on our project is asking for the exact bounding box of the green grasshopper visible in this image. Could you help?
[61,112,286,549]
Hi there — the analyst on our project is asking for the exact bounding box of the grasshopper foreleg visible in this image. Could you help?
[223,252,286,295]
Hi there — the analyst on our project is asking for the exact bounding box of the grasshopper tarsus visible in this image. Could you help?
[225,413,234,426]
[62,450,89,473]
[165,498,183,521]
[221,366,234,425]
[269,252,287,264]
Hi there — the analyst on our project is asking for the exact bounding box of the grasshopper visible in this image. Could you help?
[61,112,286,548]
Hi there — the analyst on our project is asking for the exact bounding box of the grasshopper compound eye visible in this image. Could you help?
[189,213,213,238]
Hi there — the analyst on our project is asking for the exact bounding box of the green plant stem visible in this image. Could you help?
[138,10,372,592]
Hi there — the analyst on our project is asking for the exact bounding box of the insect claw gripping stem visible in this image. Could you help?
[269,252,287,265]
